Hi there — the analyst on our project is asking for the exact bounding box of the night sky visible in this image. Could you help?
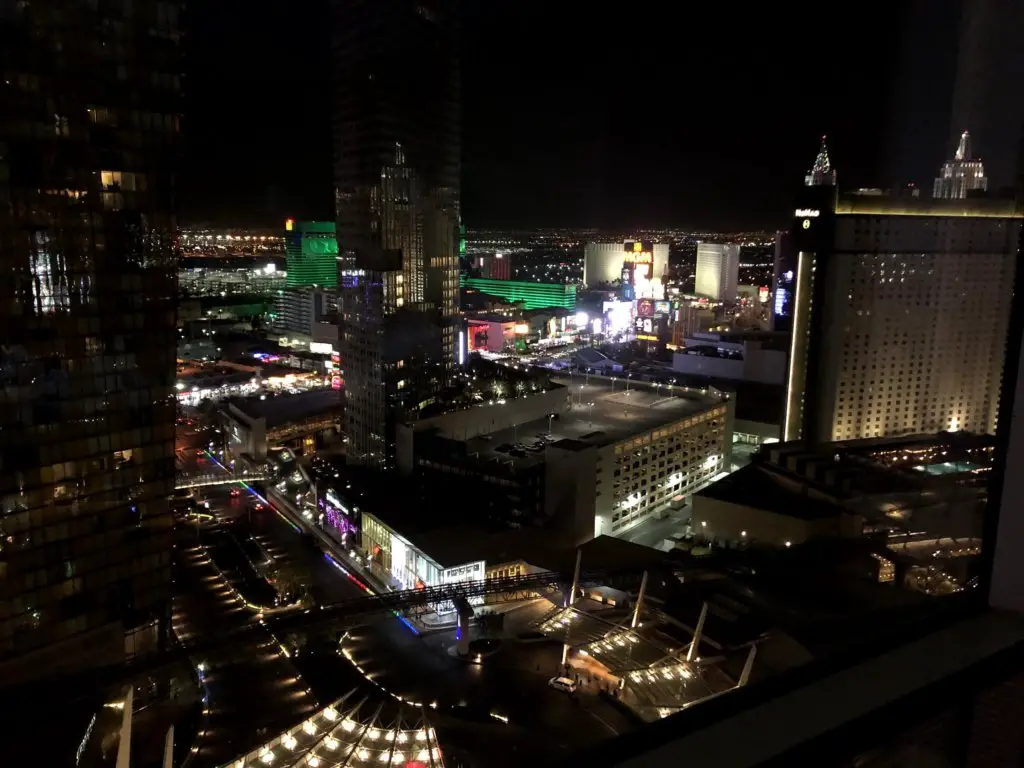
[182,1,960,231]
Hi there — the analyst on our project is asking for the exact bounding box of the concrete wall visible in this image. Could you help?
[691,495,839,546]
[224,402,267,460]
[395,387,572,473]
[673,342,786,385]
[734,418,781,441]
[544,441,598,546]
[673,353,745,380]
[415,386,571,441]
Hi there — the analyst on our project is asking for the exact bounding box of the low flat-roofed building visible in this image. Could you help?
[693,432,993,556]
[692,463,850,546]
[223,389,341,460]
[401,376,733,543]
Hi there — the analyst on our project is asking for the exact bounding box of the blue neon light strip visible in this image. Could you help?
[202,450,417,634]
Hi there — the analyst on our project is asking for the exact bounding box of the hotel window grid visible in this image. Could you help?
[828,217,1016,442]
[608,408,726,532]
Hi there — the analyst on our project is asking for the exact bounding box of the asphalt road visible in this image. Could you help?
[172,491,318,767]
[246,493,637,767]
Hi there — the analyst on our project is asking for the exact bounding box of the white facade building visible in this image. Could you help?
[933,130,988,199]
[583,241,668,287]
[695,243,740,301]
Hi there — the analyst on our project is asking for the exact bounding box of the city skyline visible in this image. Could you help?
[182,0,960,231]
[6,1,1024,766]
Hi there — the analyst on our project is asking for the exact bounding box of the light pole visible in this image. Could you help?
[585,368,591,387]
[626,373,632,394]
[547,413,554,435]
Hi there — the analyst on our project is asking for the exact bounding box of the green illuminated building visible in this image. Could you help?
[461,277,576,310]
[285,220,338,288]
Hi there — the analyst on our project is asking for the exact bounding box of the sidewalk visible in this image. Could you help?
[266,488,392,596]
[266,488,556,632]
[415,597,554,636]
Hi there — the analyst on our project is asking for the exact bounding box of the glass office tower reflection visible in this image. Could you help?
[332,0,461,468]
[0,1,179,681]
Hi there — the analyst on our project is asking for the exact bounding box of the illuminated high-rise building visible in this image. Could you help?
[695,243,739,301]
[284,219,339,288]
[770,230,797,332]
[933,130,989,199]
[782,194,1020,444]
[332,0,460,468]
[475,252,511,281]
[804,135,837,187]
[583,241,668,288]
[0,0,180,683]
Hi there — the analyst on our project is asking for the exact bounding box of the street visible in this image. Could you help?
[245,494,637,767]
[172,487,318,767]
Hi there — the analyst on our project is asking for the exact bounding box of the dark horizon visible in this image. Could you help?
[182,0,958,232]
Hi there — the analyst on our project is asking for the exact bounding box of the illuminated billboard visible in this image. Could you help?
[654,300,671,316]
[318,489,357,545]
[625,240,654,254]
[634,314,667,343]
[634,316,655,336]
[603,300,632,334]
[330,352,342,390]
[636,298,656,318]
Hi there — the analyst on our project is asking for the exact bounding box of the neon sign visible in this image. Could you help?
[624,251,652,264]
[795,208,820,217]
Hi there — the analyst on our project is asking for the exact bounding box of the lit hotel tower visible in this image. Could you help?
[331,0,461,467]
[933,130,989,199]
[773,138,838,332]
[804,136,836,187]
[0,1,180,682]
[782,192,1021,444]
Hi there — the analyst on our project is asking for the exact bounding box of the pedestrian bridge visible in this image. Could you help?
[175,470,269,489]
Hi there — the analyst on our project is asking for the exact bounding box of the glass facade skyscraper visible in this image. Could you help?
[460,277,577,310]
[0,0,179,682]
[332,0,461,468]
[284,220,339,289]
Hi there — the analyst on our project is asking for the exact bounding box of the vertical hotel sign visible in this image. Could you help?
[330,352,342,390]
[623,241,654,282]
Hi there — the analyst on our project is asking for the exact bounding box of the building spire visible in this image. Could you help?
[805,135,836,187]
[812,135,832,174]
[954,130,971,161]
[934,129,986,199]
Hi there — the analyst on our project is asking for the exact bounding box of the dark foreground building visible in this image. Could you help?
[332,0,462,468]
[0,0,180,684]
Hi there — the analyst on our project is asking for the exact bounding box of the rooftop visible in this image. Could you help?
[835,194,1022,218]
[464,377,726,468]
[697,463,842,521]
[762,433,994,500]
[229,388,340,427]
[228,689,444,768]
